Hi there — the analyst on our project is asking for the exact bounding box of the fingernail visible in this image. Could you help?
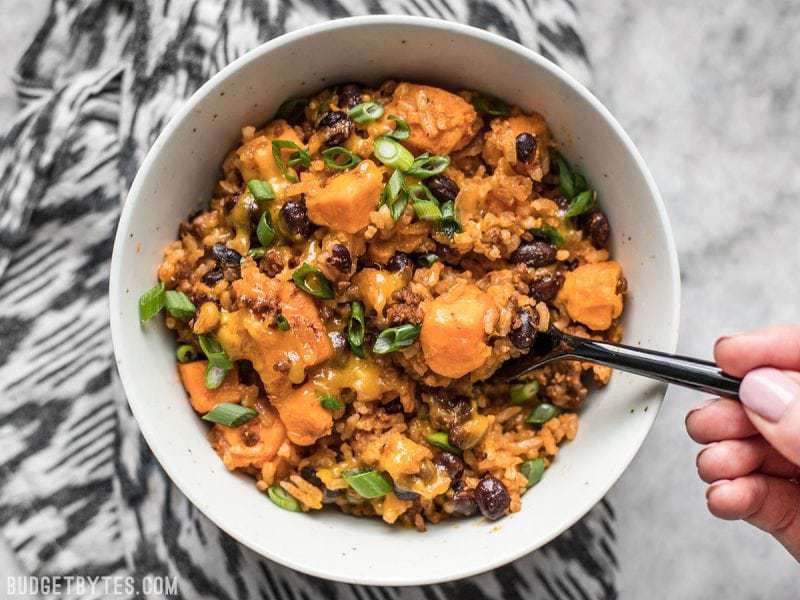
[740,368,800,422]
[714,332,745,351]
[686,398,717,425]
[705,479,731,500]
[696,442,718,467]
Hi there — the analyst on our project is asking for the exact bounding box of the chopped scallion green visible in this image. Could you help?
[373,324,420,354]
[138,282,166,323]
[412,200,442,222]
[565,190,596,218]
[414,253,439,267]
[197,334,232,390]
[176,344,198,363]
[386,114,410,140]
[471,93,511,117]
[257,211,276,247]
[320,394,344,411]
[530,226,564,247]
[373,137,414,171]
[348,101,384,124]
[407,153,450,179]
[343,469,392,498]
[246,247,266,262]
[527,403,561,425]
[247,179,275,204]
[204,364,227,390]
[554,152,575,199]
[438,200,460,237]
[520,457,546,488]
[348,301,366,357]
[271,139,310,183]
[202,402,258,427]
[267,485,301,511]
[425,432,460,454]
[321,146,361,171]
[389,191,409,221]
[164,290,196,320]
[275,97,308,123]
[510,381,540,404]
[292,263,334,299]
[275,313,290,331]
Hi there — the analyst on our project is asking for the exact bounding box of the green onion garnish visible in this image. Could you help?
[202,402,258,427]
[248,179,275,204]
[321,146,360,171]
[275,97,308,123]
[380,168,404,206]
[257,211,276,247]
[292,263,334,299]
[573,172,588,196]
[530,226,564,247]
[414,253,439,267]
[348,101,384,124]
[271,139,311,183]
[389,192,409,221]
[520,458,546,488]
[164,290,196,320]
[267,485,301,512]
[425,432,461,454]
[320,394,344,411]
[373,324,420,354]
[139,282,166,323]
[343,469,392,498]
[527,403,561,425]
[471,93,511,117]
[510,381,540,404]
[407,153,450,179]
[198,334,233,389]
[348,301,366,357]
[412,200,442,222]
[438,200,461,237]
[204,365,227,389]
[386,115,410,140]
[176,344,198,363]
[246,247,266,262]
[275,313,290,331]
[565,190,596,218]
[554,152,575,199]
[405,183,436,204]
[373,137,414,171]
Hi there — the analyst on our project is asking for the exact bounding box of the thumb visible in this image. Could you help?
[740,367,800,465]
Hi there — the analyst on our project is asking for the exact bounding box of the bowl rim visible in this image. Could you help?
[109,14,681,586]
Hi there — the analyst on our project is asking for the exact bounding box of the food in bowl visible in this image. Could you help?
[138,80,625,528]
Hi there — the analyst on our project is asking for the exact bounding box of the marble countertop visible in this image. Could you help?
[0,0,797,597]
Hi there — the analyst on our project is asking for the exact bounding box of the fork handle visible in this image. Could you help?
[561,334,741,399]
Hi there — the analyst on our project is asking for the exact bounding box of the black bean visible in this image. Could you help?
[582,210,610,248]
[212,243,242,266]
[530,272,563,302]
[382,398,405,414]
[452,488,478,516]
[515,132,537,162]
[554,195,571,210]
[202,267,224,286]
[426,174,460,203]
[300,466,325,488]
[509,309,537,349]
[435,452,464,481]
[474,476,511,520]
[328,330,348,352]
[386,252,412,272]
[327,244,352,272]
[337,84,362,110]
[562,258,580,271]
[280,198,313,238]
[393,484,420,501]
[510,240,556,268]
[317,110,354,146]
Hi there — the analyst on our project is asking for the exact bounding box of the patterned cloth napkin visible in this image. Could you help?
[0,1,617,598]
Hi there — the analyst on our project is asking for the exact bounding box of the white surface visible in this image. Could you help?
[109,16,679,586]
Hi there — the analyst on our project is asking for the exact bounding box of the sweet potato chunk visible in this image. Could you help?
[177,361,257,414]
[236,120,303,182]
[352,268,408,317]
[385,83,478,155]
[420,284,498,379]
[378,432,432,482]
[271,382,333,446]
[305,159,382,233]
[482,113,552,181]
[557,261,624,331]
[211,405,287,470]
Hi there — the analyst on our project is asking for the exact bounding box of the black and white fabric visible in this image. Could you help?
[0,1,615,598]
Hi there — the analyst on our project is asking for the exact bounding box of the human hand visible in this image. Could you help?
[685,325,800,561]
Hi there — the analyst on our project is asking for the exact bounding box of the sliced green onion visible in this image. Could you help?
[275,313,290,331]
[348,301,366,357]
[412,200,442,222]
[246,247,266,262]
[386,115,410,140]
[275,97,308,123]
[198,335,233,371]
[407,153,450,179]
[247,179,275,204]
[204,365,227,389]
[373,324,420,354]
[139,282,166,323]
[554,152,575,199]
[414,253,439,267]
[257,211,276,247]
[527,403,561,425]
[202,402,258,427]
[565,190,596,218]
[520,458,546,488]
[176,344,198,363]
[380,169,404,207]
[373,137,414,171]
[510,381,540,404]
[425,432,460,454]
[343,469,392,498]
[272,139,310,183]
[573,172,588,195]
[320,393,344,411]
[267,485,301,512]
[292,263,334,299]
[164,290,196,320]
[321,146,360,171]
[530,226,564,247]
[389,190,409,221]
[471,93,511,117]
[439,200,461,237]
[348,101,384,124]
[405,183,436,204]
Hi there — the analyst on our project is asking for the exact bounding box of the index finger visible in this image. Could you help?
[715,325,800,377]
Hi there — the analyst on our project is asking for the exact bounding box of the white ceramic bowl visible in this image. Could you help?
[110,16,680,586]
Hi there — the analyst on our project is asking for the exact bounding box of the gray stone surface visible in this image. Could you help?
[1,1,798,596]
